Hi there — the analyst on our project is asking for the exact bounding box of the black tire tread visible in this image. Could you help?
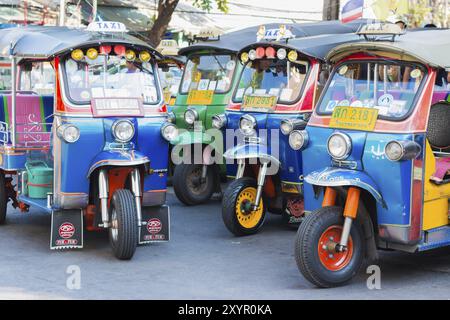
[173,164,215,206]
[222,177,265,236]
[110,189,138,260]
[0,172,7,225]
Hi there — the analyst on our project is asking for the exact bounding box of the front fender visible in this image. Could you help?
[87,149,149,177]
[223,143,280,167]
[305,167,386,208]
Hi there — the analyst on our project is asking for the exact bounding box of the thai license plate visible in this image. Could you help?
[329,106,378,131]
[186,90,214,105]
[241,95,277,112]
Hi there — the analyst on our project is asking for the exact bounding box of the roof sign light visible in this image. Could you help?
[87,21,128,33]
[357,23,404,41]
[257,25,295,42]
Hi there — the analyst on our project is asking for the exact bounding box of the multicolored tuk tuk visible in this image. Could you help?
[294,24,450,287]
[0,22,170,260]
[163,21,362,206]
[217,23,364,236]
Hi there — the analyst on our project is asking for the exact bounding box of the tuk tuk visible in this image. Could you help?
[217,25,365,236]
[0,22,170,260]
[164,21,364,206]
[156,39,185,108]
[294,24,450,287]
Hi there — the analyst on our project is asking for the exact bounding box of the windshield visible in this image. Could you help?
[159,65,182,99]
[234,59,309,104]
[180,54,236,94]
[317,61,426,119]
[64,55,158,104]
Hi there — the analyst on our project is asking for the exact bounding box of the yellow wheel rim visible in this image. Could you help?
[235,187,264,229]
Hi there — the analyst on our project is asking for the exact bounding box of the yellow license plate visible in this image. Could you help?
[329,106,378,131]
[186,90,214,105]
[242,95,277,110]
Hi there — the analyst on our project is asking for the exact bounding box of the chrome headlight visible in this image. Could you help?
[167,111,176,123]
[57,124,80,143]
[112,119,135,143]
[327,132,351,160]
[280,119,307,135]
[239,114,256,135]
[184,109,198,125]
[289,130,308,150]
[212,114,227,129]
[385,140,421,161]
[161,123,178,142]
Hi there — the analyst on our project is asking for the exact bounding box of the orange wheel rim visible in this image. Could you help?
[317,225,353,271]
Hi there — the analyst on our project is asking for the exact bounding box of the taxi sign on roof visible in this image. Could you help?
[87,21,128,33]
[257,25,295,42]
[357,23,404,37]
[156,39,179,56]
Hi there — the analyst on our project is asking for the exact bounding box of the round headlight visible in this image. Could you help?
[327,132,352,160]
[289,130,308,150]
[184,109,198,125]
[239,115,256,135]
[167,111,176,123]
[161,123,179,142]
[212,114,227,129]
[57,124,80,143]
[385,141,403,161]
[112,120,135,143]
[277,48,287,60]
[280,120,293,135]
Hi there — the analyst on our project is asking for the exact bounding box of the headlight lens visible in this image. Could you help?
[57,124,80,143]
[385,141,403,161]
[184,109,198,125]
[327,133,351,160]
[289,130,308,150]
[212,114,227,129]
[112,120,135,143]
[239,115,256,135]
[385,140,421,161]
[280,120,293,135]
[167,111,176,123]
[161,123,179,142]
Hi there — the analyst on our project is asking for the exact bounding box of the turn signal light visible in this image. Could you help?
[71,49,84,61]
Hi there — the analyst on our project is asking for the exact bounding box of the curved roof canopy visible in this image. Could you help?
[327,28,450,69]
[0,25,162,59]
[239,32,362,62]
[179,19,368,56]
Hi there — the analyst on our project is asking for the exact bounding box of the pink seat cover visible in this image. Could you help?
[4,94,50,145]
[431,157,450,182]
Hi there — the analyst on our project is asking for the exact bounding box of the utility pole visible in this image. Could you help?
[323,0,340,21]
[59,0,65,26]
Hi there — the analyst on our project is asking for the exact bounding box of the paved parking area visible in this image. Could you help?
[0,187,450,299]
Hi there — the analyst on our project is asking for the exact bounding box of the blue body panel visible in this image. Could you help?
[224,110,306,183]
[303,126,419,227]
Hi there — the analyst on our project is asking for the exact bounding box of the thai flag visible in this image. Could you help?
[341,0,364,23]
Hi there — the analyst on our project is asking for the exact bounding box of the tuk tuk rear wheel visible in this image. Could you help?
[173,164,215,205]
[222,177,265,236]
[0,172,7,225]
[295,206,365,287]
[109,189,138,260]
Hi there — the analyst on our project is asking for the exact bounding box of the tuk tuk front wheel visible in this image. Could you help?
[222,177,265,236]
[109,189,138,260]
[173,164,215,205]
[0,172,7,225]
[295,206,365,287]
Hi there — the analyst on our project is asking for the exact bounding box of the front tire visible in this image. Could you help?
[173,164,215,205]
[295,206,365,287]
[222,177,265,236]
[109,189,138,260]
[0,172,7,225]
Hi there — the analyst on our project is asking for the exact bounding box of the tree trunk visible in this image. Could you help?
[147,0,180,47]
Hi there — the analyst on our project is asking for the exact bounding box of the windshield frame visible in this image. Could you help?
[231,58,311,106]
[179,53,237,96]
[315,58,429,122]
[61,53,161,107]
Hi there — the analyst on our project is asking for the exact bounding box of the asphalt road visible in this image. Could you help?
[0,187,450,300]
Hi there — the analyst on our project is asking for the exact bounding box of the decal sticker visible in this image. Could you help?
[410,68,422,79]
[337,99,350,106]
[338,65,348,75]
[325,100,338,112]
[226,60,236,71]
[147,218,163,234]
[59,222,75,239]
[208,80,217,91]
[280,88,293,101]
[198,79,210,91]
[350,100,363,107]
[378,93,394,106]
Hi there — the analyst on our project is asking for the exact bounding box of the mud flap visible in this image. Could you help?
[139,205,170,245]
[50,210,83,250]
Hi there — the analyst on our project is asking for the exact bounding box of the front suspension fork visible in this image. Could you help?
[322,186,361,252]
[235,159,268,211]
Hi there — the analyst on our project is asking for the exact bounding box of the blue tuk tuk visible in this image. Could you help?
[293,24,450,286]
[216,23,364,236]
[0,22,170,260]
